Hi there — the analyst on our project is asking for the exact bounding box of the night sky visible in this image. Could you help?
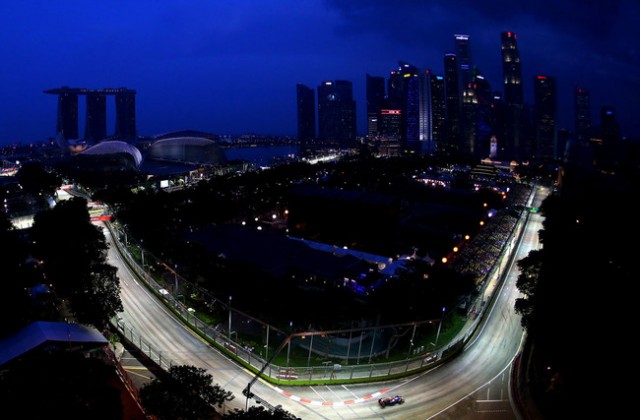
[1,0,639,146]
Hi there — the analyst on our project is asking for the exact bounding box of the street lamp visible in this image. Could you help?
[173,264,179,295]
[228,296,233,341]
[122,225,128,247]
[286,321,293,367]
[140,238,145,266]
[434,306,446,348]
[406,322,417,360]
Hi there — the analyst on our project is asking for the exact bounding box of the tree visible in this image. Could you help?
[30,196,122,328]
[0,211,32,335]
[16,160,61,197]
[71,263,122,326]
[224,405,298,420]
[514,249,543,329]
[140,365,234,420]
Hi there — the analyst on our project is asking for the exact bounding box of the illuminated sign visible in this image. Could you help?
[381,109,401,115]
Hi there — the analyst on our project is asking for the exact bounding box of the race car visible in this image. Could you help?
[378,395,405,407]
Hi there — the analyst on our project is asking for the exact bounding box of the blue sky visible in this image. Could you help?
[1,0,638,145]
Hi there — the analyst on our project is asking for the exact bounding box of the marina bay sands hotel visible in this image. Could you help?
[44,86,136,142]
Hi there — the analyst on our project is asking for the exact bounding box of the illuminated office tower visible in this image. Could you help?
[574,87,591,147]
[317,80,356,147]
[115,88,137,139]
[85,92,107,143]
[379,109,402,142]
[444,53,461,154]
[296,83,316,145]
[592,106,621,170]
[456,34,477,156]
[419,69,434,153]
[429,72,446,152]
[600,106,620,143]
[533,75,557,161]
[455,34,473,97]
[463,69,494,158]
[366,74,386,139]
[387,62,422,147]
[501,31,525,160]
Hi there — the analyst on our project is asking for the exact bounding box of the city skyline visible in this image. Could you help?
[1,1,638,146]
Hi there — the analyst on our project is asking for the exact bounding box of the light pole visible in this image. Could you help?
[286,321,292,367]
[264,324,270,360]
[122,225,128,247]
[228,296,233,342]
[434,306,446,348]
[407,322,417,360]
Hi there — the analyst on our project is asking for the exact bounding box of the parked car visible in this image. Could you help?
[378,395,404,407]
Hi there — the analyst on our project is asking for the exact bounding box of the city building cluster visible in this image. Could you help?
[297,32,623,169]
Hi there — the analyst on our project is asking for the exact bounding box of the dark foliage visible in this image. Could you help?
[515,164,639,418]
[0,349,123,420]
[16,160,62,197]
[224,405,298,419]
[99,156,495,328]
[0,211,33,335]
[140,365,233,420]
[30,197,122,328]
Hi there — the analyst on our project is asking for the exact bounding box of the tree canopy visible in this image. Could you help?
[30,196,122,328]
[224,405,298,420]
[514,165,639,418]
[140,365,234,420]
[16,160,62,197]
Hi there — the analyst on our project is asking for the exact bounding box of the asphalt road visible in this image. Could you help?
[106,185,548,419]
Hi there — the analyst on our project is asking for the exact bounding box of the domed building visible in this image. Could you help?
[76,140,143,171]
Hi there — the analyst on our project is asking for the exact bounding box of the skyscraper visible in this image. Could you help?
[317,80,356,147]
[444,53,461,154]
[387,62,424,148]
[429,73,446,152]
[501,31,525,160]
[114,88,137,139]
[455,34,477,157]
[85,92,107,143]
[55,87,79,141]
[419,70,434,153]
[533,75,557,161]
[600,106,620,143]
[574,87,591,147]
[564,87,592,166]
[366,74,386,139]
[465,69,494,158]
[501,32,523,105]
[454,34,472,97]
[296,83,316,145]
[379,109,402,142]
[593,106,621,169]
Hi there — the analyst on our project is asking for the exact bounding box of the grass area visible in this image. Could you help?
[125,241,472,369]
